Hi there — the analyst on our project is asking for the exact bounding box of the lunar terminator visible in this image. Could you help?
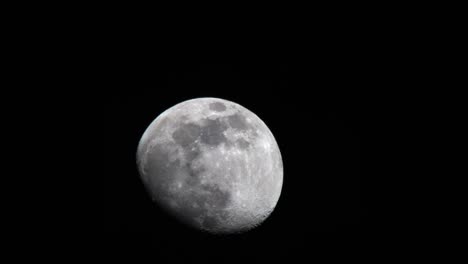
[136,98,283,234]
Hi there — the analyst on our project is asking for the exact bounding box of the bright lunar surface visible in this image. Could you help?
[136,98,283,234]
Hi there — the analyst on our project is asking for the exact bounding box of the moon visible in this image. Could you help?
[136,98,283,234]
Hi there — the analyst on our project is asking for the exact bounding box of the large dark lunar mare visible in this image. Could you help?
[199,118,228,146]
[209,102,227,112]
[172,123,201,147]
[136,98,283,234]
[227,113,249,131]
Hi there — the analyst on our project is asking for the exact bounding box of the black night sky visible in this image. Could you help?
[21,20,389,258]
[46,60,371,260]
[9,3,432,260]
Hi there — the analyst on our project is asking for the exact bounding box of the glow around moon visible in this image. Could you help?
[136,98,283,234]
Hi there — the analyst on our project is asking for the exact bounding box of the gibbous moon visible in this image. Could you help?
[136,98,283,234]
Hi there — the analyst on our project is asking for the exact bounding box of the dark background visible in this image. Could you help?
[8,6,438,260]
[46,61,369,260]
[18,17,386,256]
